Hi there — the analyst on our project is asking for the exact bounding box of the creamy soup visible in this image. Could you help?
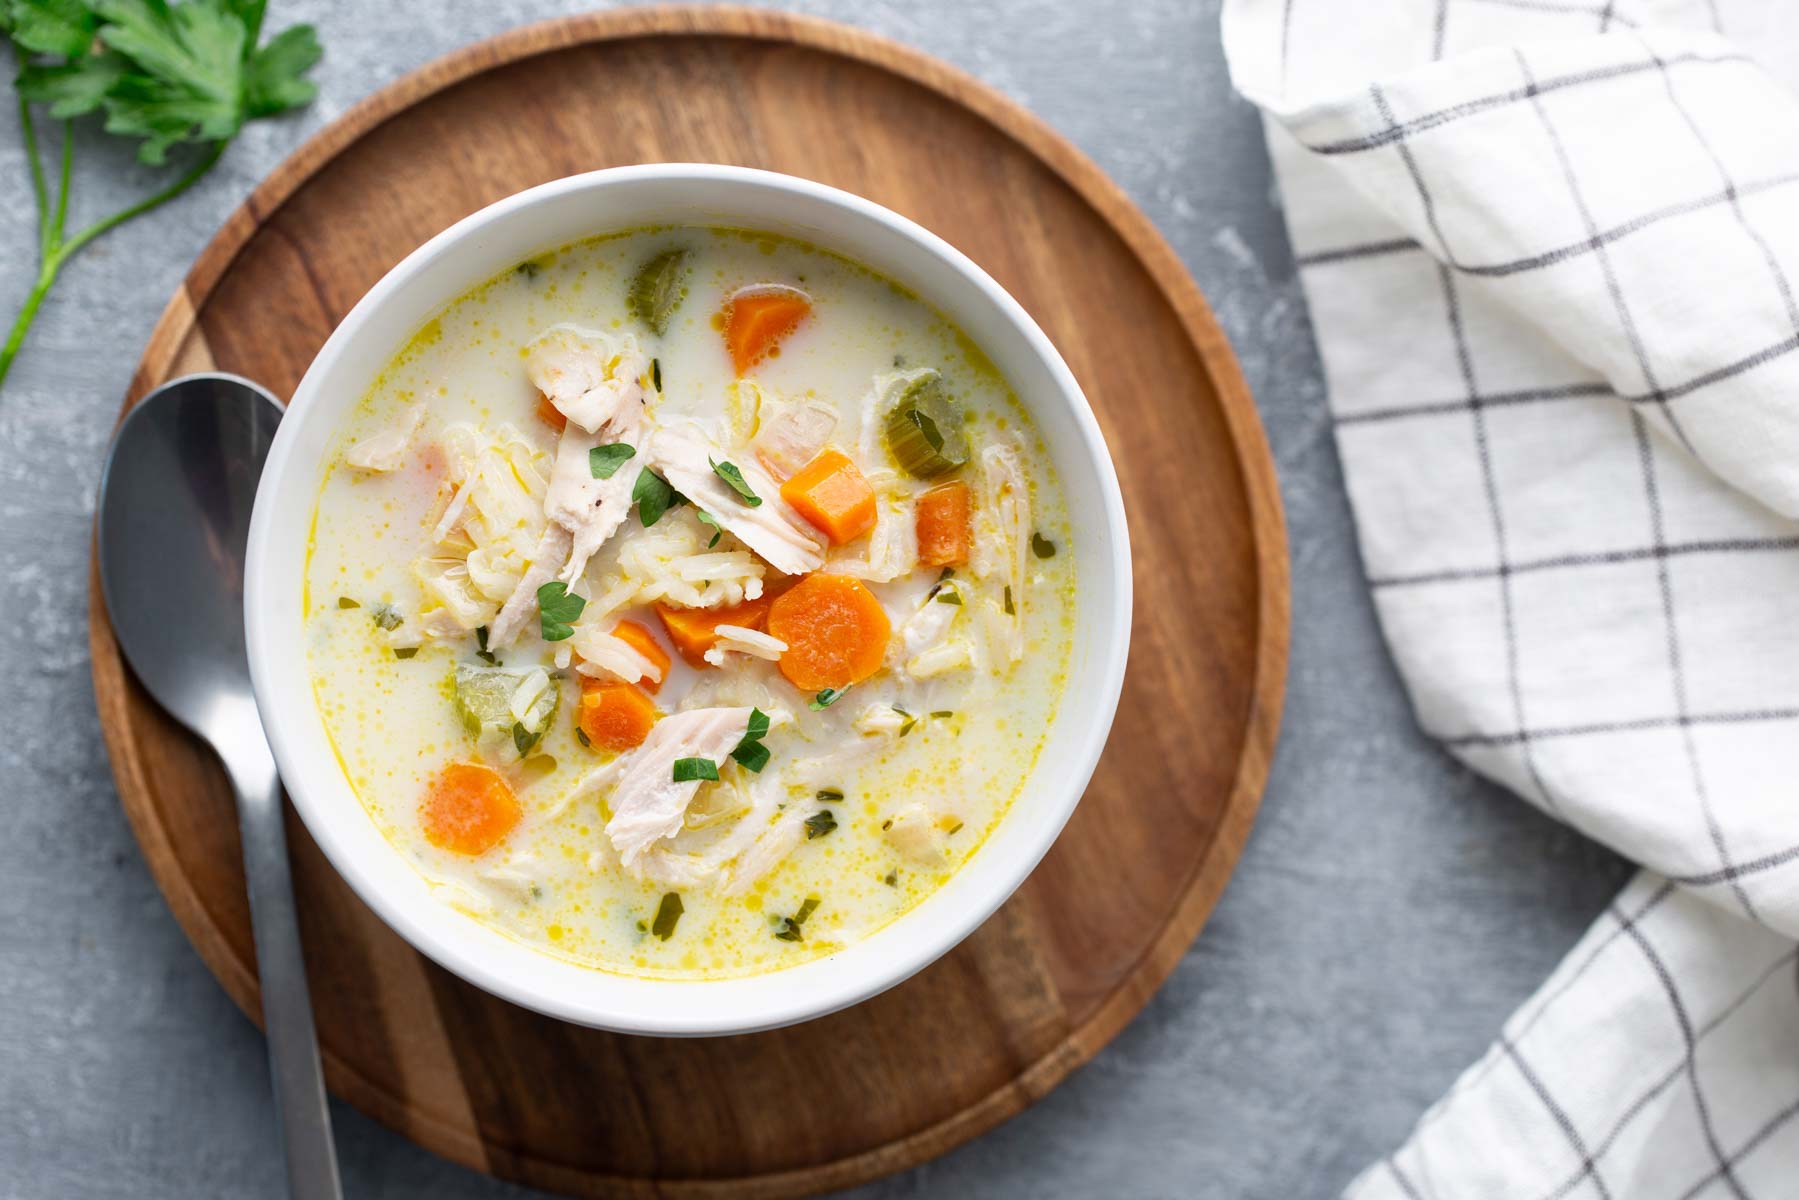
[304,227,1074,979]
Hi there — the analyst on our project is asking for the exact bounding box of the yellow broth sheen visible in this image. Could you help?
[304,227,1075,979]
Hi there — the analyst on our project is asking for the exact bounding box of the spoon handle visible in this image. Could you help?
[220,723,344,1200]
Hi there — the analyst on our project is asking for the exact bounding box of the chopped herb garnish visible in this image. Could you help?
[696,509,723,548]
[774,895,822,941]
[731,739,771,773]
[927,567,955,598]
[511,721,538,756]
[632,467,679,527]
[651,892,684,941]
[574,727,592,749]
[517,260,541,280]
[530,884,544,900]
[1003,585,1015,616]
[710,458,762,506]
[651,357,663,392]
[934,587,963,606]
[672,757,720,783]
[816,788,844,803]
[336,596,360,609]
[805,810,838,839]
[392,647,418,660]
[946,819,965,835]
[536,582,584,642]
[930,710,954,720]
[893,706,917,738]
[588,442,636,479]
[371,602,402,631]
[728,707,772,772]
[474,625,498,666]
[883,871,898,887]
[1031,532,1057,558]
[810,686,847,710]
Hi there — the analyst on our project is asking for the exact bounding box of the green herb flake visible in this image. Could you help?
[946,819,965,835]
[804,810,838,840]
[934,587,963,606]
[536,582,585,641]
[883,871,898,887]
[516,259,542,280]
[651,357,663,392]
[930,710,954,720]
[632,467,679,527]
[816,788,844,803]
[810,686,847,710]
[773,895,822,942]
[710,458,762,506]
[672,757,720,783]
[696,509,723,548]
[588,442,636,479]
[392,647,418,660]
[512,722,537,756]
[730,739,771,773]
[893,706,916,738]
[336,596,360,610]
[474,625,498,666]
[1003,585,1015,616]
[1031,531,1057,559]
[794,896,820,925]
[574,727,592,749]
[371,602,402,631]
[651,892,684,941]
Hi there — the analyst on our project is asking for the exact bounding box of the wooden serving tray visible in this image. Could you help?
[88,8,1288,1197]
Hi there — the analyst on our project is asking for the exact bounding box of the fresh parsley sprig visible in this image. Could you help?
[0,0,323,391]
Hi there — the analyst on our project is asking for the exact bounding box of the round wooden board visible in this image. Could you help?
[88,8,1288,1197]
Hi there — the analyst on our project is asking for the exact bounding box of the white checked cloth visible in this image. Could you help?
[1221,1,1799,1195]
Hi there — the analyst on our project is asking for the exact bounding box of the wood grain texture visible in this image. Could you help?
[87,8,1289,1197]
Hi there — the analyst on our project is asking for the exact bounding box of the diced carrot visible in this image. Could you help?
[767,574,891,691]
[724,287,811,375]
[781,448,878,545]
[609,619,672,693]
[915,481,972,567]
[536,391,567,431]
[419,762,520,856]
[579,679,659,752]
[655,594,775,668]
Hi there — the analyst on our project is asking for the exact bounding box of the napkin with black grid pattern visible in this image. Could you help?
[1223,0,1799,1194]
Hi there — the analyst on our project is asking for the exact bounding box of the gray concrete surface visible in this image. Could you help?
[0,2,1636,1197]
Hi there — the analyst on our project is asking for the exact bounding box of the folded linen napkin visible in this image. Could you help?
[1221,1,1799,1194]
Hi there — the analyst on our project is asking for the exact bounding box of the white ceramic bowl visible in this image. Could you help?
[245,164,1132,1035]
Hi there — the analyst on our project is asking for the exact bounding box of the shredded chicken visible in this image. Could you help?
[544,409,644,584]
[601,706,754,873]
[753,392,838,478]
[883,802,949,867]
[345,403,423,472]
[524,324,649,434]
[649,425,825,575]
[971,440,1029,665]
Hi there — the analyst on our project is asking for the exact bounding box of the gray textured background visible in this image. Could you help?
[0,2,1635,1197]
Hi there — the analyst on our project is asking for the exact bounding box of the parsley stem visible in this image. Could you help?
[0,140,225,392]
[51,121,72,248]
[15,93,48,264]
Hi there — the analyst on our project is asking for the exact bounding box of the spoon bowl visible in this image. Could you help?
[97,373,341,1200]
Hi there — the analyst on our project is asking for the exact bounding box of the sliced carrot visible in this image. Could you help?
[535,390,567,432]
[724,287,811,375]
[579,679,659,752]
[608,619,672,693]
[915,481,972,567]
[780,448,878,545]
[420,762,520,856]
[767,574,891,691]
[655,594,775,667]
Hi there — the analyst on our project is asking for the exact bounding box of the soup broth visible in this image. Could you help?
[304,227,1075,979]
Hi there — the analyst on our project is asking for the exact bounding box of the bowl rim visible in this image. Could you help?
[244,163,1133,1034]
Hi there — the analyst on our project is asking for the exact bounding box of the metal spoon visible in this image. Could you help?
[97,373,343,1200]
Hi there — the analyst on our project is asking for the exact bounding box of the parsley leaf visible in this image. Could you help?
[709,457,762,506]
[809,686,847,710]
[695,509,723,547]
[804,810,837,840]
[650,892,683,941]
[671,756,719,783]
[535,581,584,641]
[632,467,680,527]
[588,442,635,479]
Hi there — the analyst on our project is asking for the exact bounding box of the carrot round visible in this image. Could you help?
[724,286,810,375]
[655,594,775,667]
[781,448,877,545]
[579,679,660,751]
[420,762,520,856]
[915,481,972,567]
[767,574,891,691]
[608,619,672,693]
[535,390,567,432]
